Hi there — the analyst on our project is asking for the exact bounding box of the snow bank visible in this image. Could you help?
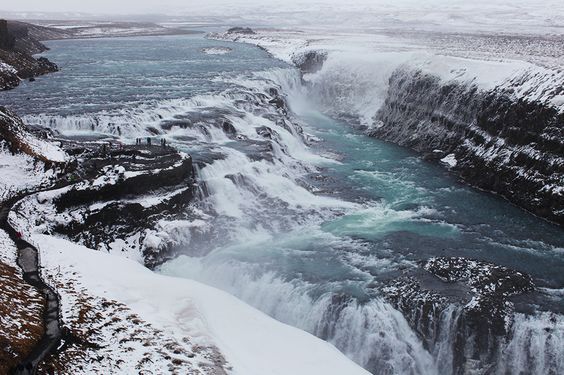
[0,229,17,266]
[0,109,68,164]
[0,142,57,201]
[35,234,370,375]
[24,137,68,164]
[440,154,457,168]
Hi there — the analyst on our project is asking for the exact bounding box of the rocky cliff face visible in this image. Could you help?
[0,19,59,90]
[14,138,196,268]
[372,68,564,226]
[0,20,15,50]
[292,50,327,74]
[0,106,67,165]
[55,145,195,268]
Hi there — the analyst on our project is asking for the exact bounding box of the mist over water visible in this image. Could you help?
[3,34,563,374]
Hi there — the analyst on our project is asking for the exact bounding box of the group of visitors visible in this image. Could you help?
[135,137,167,147]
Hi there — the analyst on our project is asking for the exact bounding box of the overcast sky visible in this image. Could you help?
[2,0,352,14]
[1,0,557,15]
[2,0,563,35]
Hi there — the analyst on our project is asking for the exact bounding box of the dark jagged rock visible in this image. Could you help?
[372,69,564,225]
[7,21,70,46]
[27,142,198,268]
[54,155,193,210]
[268,96,286,111]
[6,21,51,55]
[222,120,237,137]
[0,20,16,50]
[0,19,59,90]
[292,50,328,74]
[381,256,535,374]
[227,27,256,35]
[255,126,279,140]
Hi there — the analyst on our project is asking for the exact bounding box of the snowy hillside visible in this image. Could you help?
[0,108,67,201]
[18,232,370,375]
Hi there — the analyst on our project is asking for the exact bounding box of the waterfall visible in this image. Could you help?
[30,49,563,374]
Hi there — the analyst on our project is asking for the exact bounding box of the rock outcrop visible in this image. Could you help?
[227,27,256,35]
[382,257,536,375]
[0,19,59,90]
[0,20,15,50]
[292,50,327,75]
[13,139,197,268]
[0,106,67,164]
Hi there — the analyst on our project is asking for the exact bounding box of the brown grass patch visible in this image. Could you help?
[0,261,45,374]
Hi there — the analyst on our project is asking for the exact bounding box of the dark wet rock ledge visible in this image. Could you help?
[3,104,197,269]
[50,140,196,268]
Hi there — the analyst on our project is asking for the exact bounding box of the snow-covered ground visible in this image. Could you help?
[202,47,233,55]
[32,233,370,375]
[35,21,194,39]
[0,109,67,202]
[0,62,17,75]
[0,142,57,202]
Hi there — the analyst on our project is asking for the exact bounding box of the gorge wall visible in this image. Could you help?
[371,68,563,225]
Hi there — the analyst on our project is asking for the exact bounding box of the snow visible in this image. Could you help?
[0,229,17,267]
[0,61,17,75]
[0,112,68,167]
[212,27,564,113]
[26,138,68,163]
[34,233,370,375]
[202,47,233,55]
[0,142,57,201]
[91,165,125,187]
[440,154,457,168]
